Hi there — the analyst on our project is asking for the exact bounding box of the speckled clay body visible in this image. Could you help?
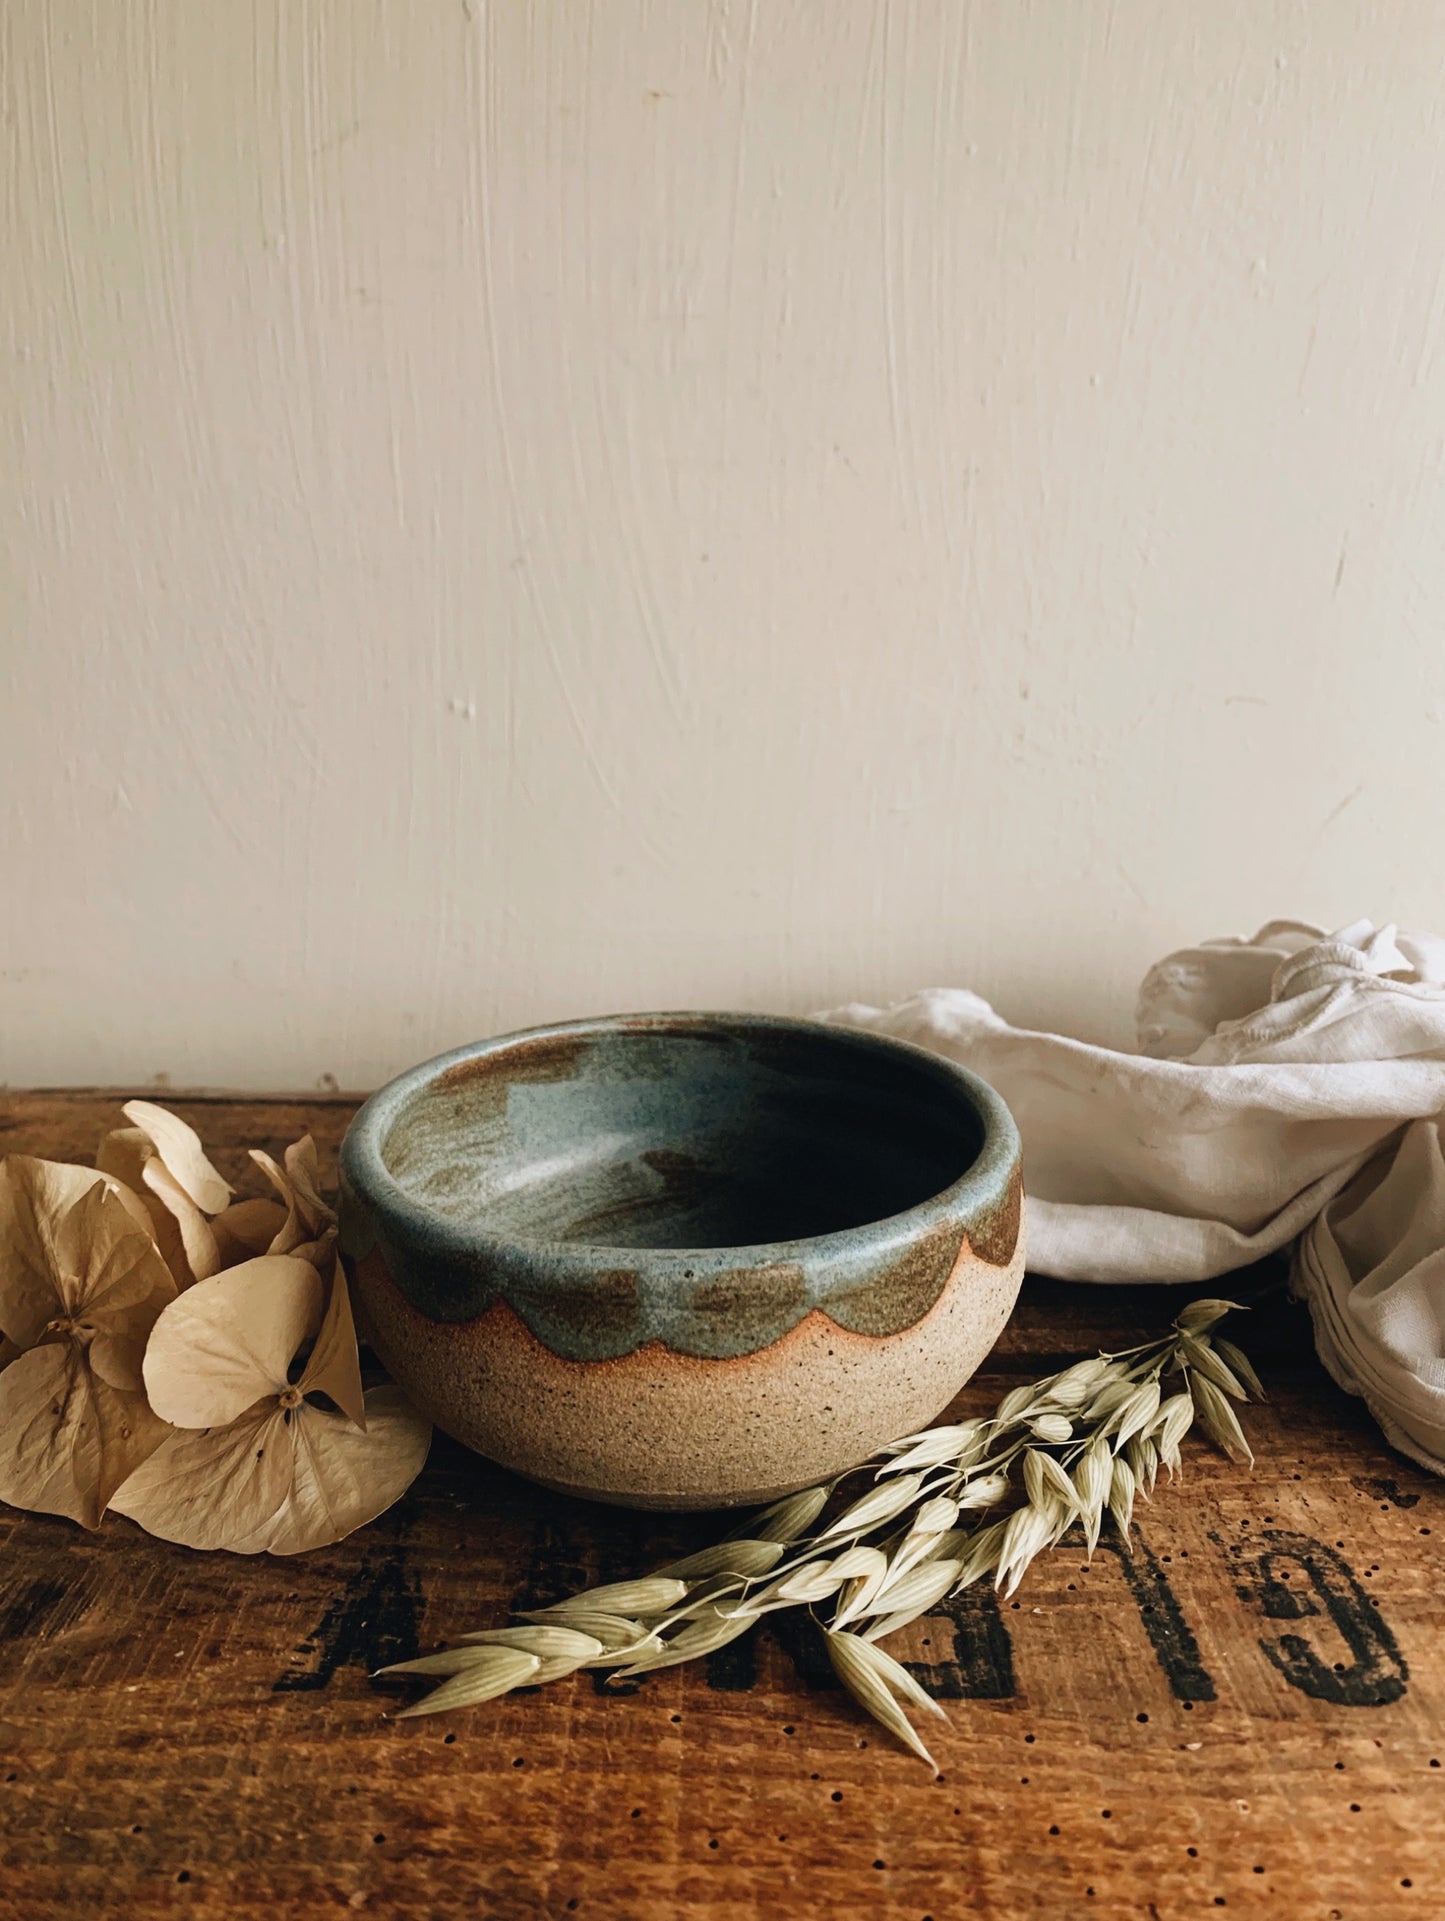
[339,1013,1024,1509]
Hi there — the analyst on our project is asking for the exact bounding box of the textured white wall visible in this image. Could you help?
[6,1,1445,1091]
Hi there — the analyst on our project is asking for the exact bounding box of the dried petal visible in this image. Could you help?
[98,1103,233,1287]
[283,1136,333,1225]
[210,1198,290,1268]
[0,1341,170,1528]
[299,1263,367,1429]
[142,1256,323,1429]
[0,1158,156,1346]
[113,1382,428,1554]
[249,1146,336,1260]
[120,1102,233,1214]
[0,1172,176,1528]
[97,1129,219,1286]
[139,1157,221,1285]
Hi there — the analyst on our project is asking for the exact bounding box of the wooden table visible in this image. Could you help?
[2,1094,1442,1919]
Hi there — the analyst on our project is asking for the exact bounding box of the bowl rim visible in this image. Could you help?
[339,1010,1020,1273]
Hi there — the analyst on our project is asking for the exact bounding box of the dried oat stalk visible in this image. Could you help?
[382,1298,1264,1763]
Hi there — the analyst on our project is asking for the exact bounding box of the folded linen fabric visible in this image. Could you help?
[823,919,1445,1472]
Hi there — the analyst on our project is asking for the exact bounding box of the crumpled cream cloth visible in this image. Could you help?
[824,919,1445,1472]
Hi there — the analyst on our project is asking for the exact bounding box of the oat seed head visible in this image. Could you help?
[1029,1413,1074,1443]
[1213,1336,1267,1402]
[957,1469,1011,1511]
[658,1539,785,1582]
[1190,1373,1255,1466]
[746,1485,832,1543]
[1174,1298,1242,1334]
[817,1472,924,1542]
[825,1630,941,1771]
[389,1296,1263,1761]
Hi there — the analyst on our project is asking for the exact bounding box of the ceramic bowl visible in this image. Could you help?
[338,1013,1024,1510]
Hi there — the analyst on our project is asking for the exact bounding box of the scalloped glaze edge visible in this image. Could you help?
[348,1209,1026,1509]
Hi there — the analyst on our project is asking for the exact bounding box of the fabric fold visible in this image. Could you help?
[823,917,1445,1473]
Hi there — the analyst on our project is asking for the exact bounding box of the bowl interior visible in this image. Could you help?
[377,1020,985,1251]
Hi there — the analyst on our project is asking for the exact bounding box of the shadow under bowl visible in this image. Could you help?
[338,1012,1024,1509]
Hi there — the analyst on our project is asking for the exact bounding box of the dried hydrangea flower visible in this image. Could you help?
[96,1100,234,1288]
[0,1160,176,1527]
[111,1254,428,1554]
[211,1136,337,1270]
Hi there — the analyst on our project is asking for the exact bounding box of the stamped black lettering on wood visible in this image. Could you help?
[1083,1522,1217,1702]
[509,1518,595,1615]
[1219,1528,1409,1708]
[274,1546,423,1691]
[0,1573,96,1643]
[705,1626,760,1692]
[702,1617,843,1693]
[1350,1475,1421,1510]
[769,1608,843,1692]
[904,1585,1017,1700]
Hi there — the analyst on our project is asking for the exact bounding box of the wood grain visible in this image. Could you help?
[1,1093,1441,1919]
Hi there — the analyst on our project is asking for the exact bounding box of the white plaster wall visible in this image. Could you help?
[5,1,1445,1090]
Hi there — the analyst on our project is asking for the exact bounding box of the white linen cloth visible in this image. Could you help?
[824,919,1445,1472]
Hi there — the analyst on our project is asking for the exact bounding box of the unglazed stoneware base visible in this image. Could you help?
[350,1215,1025,1508]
